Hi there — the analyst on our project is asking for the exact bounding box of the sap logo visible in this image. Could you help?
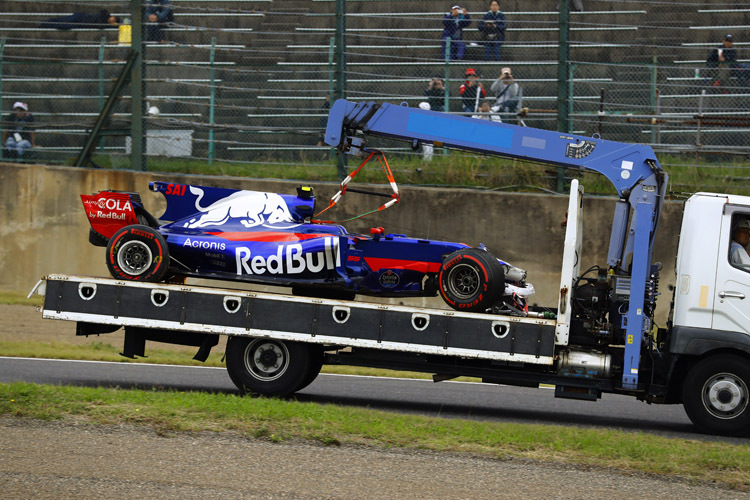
[185,187,298,229]
[182,238,226,251]
[235,237,341,275]
[85,198,132,211]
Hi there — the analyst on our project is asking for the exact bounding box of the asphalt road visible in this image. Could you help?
[0,356,746,444]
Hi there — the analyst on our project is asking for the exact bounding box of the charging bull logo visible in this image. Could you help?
[184,187,297,229]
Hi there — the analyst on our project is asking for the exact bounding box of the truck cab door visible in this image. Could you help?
[713,206,750,334]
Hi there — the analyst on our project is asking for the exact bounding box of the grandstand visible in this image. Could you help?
[0,0,748,165]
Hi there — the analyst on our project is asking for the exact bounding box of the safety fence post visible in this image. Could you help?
[335,0,347,179]
[556,0,571,193]
[650,61,658,144]
[328,37,335,101]
[98,37,107,153]
[130,0,145,171]
[208,37,216,164]
[0,37,5,161]
[443,38,450,156]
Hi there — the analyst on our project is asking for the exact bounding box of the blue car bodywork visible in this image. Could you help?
[85,181,482,298]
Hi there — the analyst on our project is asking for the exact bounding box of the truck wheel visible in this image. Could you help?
[106,225,169,282]
[438,249,505,312]
[295,346,324,392]
[225,337,311,397]
[682,354,750,436]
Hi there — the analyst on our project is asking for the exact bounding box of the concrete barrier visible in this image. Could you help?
[0,162,682,321]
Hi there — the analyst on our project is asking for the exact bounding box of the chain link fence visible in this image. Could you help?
[1,1,749,190]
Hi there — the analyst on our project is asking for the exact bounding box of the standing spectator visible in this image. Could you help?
[478,1,506,62]
[146,0,174,42]
[490,66,523,122]
[40,9,120,30]
[459,68,486,113]
[441,5,471,61]
[472,100,502,122]
[2,102,35,159]
[424,76,446,112]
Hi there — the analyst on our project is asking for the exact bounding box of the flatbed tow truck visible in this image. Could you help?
[33,100,750,436]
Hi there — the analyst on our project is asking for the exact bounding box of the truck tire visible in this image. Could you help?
[295,346,324,392]
[225,337,312,397]
[682,354,750,436]
[438,249,505,312]
[106,225,169,282]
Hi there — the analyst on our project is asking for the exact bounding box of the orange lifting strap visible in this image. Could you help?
[312,150,401,224]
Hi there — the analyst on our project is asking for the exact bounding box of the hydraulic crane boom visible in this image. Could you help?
[325,99,669,390]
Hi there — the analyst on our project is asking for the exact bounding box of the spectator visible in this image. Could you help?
[40,9,120,30]
[424,76,446,112]
[2,102,35,159]
[490,66,523,122]
[459,68,487,113]
[478,1,506,62]
[442,5,471,61]
[472,100,502,122]
[706,34,749,87]
[146,0,174,42]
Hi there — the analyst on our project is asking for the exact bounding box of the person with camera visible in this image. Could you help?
[478,1,506,61]
[441,5,471,61]
[490,67,522,123]
[424,77,446,112]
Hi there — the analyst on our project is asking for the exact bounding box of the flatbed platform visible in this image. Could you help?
[38,274,556,366]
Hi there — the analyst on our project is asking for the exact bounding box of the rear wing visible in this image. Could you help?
[80,191,139,239]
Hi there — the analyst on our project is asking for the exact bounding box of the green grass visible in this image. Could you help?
[0,291,43,307]
[1,382,748,490]
[85,150,750,197]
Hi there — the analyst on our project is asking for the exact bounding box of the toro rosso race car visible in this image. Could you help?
[82,181,534,314]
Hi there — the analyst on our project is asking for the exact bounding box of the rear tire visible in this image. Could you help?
[225,337,312,397]
[438,249,505,312]
[682,354,750,436]
[295,345,324,392]
[106,225,169,282]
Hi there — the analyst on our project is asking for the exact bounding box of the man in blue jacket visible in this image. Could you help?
[478,1,506,61]
[442,5,471,61]
[146,0,174,42]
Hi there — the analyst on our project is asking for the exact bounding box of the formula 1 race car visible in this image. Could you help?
[81,181,534,313]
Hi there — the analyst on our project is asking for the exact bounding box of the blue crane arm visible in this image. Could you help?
[325,99,669,391]
[325,99,661,199]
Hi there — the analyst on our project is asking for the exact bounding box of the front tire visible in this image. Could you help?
[106,225,169,282]
[682,354,750,436]
[438,249,505,312]
[225,337,312,397]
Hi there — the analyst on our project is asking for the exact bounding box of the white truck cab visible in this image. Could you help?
[670,193,750,432]
[673,192,750,337]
